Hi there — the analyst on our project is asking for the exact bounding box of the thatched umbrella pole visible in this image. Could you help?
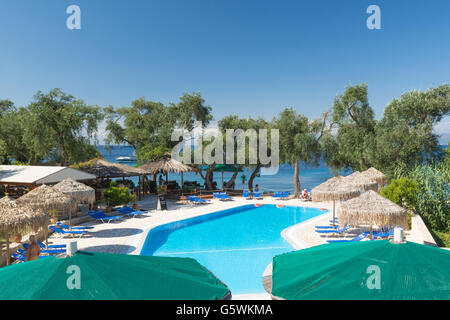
[311,177,361,228]
[68,208,72,231]
[332,200,336,227]
[45,227,49,250]
[5,226,9,266]
[340,190,407,239]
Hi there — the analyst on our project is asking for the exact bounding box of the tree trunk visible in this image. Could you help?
[57,132,68,166]
[225,165,243,190]
[294,161,301,197]
[248,163,262,194]
[360,158,367,171]
[205,165,215,190]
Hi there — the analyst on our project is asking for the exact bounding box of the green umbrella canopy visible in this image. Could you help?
[271,240,450,300]
[0,251,231,300]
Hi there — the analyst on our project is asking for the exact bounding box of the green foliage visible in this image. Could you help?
[273,108,323,167]
[406,163,449,232]
[28,88,103,165]
[324,84,376,171]
[0,90,103,166]
[324,84,450,178]
[381,178,418,211]
[445,143,450,168]
[432,231,450,248]
[138,145,170,163]
[272,107,329,196]
[217,115,272,191]
[374,85,450,177]
[105,92,212,164]
[11,160,28,166]
[103,181,134,207]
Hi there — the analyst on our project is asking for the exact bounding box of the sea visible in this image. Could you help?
[98,145,349,193]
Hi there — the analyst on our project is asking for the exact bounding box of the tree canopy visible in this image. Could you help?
[0,89,103,165]
[324,84,450,178]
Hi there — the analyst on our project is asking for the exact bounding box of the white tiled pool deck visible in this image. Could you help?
[44,194,432,300]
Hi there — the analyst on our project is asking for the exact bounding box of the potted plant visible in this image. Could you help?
[156,185,166,195]
[103,181,134,211]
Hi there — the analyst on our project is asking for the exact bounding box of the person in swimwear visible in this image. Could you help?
[300,189,311,200]
[25,235,41,261]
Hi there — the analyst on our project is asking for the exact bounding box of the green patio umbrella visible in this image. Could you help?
[269,240,450,300]
[0,251,231,300]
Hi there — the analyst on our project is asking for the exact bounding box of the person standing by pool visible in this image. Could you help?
[25,235,40,261]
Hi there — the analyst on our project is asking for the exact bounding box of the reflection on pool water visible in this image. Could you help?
[140,204,325,294]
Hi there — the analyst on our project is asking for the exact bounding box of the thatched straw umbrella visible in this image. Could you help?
[0,196,15,204]
[76,158,145,178]
[361,167,386,191]
[74,158,148,199]
[17,185,77,230]
[343,171,378,192]
[311,176,361,226]
[53,178,95,207]
[139,154,194,189]
[340,190,407,239]
[0,199,48,266]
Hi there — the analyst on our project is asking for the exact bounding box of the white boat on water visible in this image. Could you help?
[116,156,137,162]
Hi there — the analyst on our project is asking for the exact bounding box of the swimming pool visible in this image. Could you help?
[140,204,326,294]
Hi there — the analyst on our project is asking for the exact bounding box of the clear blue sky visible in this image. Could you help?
[0,0,449,141]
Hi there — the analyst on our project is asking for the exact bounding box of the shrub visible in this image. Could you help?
[103,181,134,207]
[408,164,449,232]
[380,177,418,211]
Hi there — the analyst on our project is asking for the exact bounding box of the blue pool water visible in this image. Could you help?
[140,204,326,294]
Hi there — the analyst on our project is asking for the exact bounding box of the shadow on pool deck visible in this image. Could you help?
[90,228,143,238]
[81,245,136,254]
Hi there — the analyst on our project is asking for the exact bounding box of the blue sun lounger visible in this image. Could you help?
[272,191,281,198]
[243,190,251,199]
[213,192,233,201]
[273,191,289,200]
[253,191,263,199]
[327,232,370,243]
[213,192,224,200]
[23,240,66,250]
[372,229,394,239]
[88,210,123,223]
[186,195,209,204]
[315,225,339,229]
[57,222,93,230]
[315,225,351,235]
[220,192,233,200]
[37,240,66,249]
[115,206,148,216]
[49,226,88,237]
[18,247,66,256]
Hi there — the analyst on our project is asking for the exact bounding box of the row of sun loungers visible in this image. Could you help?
[188,190,295,203]
[12,206,150,263]
[314,218,396,242]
